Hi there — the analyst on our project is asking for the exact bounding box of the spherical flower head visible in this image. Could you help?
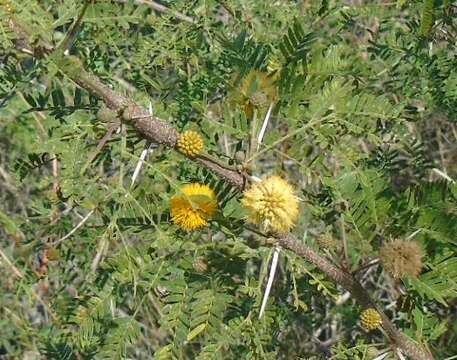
[177,130,204,157]
[170,183,217,231]
[241,176,299,233]
[360,308,382,331]
[379,239,422,278]
[317,234,338,249]
[192,257,209,273]
[229,70,277,118]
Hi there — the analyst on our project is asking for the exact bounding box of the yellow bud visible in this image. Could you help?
[360,308,382,331]
[177,130,204,157]
[317,234,338,249]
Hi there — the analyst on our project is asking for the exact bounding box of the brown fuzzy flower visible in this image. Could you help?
[360,308,382,331]
[379,239,423,278]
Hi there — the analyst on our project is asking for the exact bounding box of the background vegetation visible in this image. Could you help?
[1,0,457,359]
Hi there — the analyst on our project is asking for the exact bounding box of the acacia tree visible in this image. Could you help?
[1,1,457,359]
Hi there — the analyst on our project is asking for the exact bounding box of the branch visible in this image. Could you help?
[8,18,433,360]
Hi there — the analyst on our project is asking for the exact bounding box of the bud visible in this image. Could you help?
[177,130,204,157]
[317,234,338,249]
[360,308,382,331]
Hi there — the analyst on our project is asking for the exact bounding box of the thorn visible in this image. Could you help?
[432,168,455,183]
[129,102,155,189]
[257,102,274,151]
[55,209,95,244]
[259,246,280,319]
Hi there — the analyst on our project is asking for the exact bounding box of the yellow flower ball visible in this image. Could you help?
[241,176,299,233]
[379,239,422,279]
[360,308,382,331]
[170,183,217,231]
[177,130,204,157]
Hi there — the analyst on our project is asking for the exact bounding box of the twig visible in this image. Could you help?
[0,247,57,320]
[0,247,22,278]
[340,214,349,266]
[80,120,121,175]
[352,258,380,275]
[56,0,91,55]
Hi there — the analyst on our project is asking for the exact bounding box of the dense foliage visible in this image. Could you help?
[1,0,457,359]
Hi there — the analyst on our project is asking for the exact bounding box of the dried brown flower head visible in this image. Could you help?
[379,239,423,278]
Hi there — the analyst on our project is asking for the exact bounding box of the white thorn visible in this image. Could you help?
[251,175,262,183]
[259,246,280,319]
[335,291,351,305]
[432,168,455,183]
[129,102,154,188]
[130,142,153,187]
[56,209,94,244]
[257,102,274,150]
[396,349,406,360]
[406,228,422,240]
[372,351,390,360]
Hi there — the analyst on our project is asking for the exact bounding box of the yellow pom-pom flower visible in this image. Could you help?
[170,183,217,231]
[177,130,204,157]
[241,176,299,233]
[379,239,422,278]
[360,308,382,331]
